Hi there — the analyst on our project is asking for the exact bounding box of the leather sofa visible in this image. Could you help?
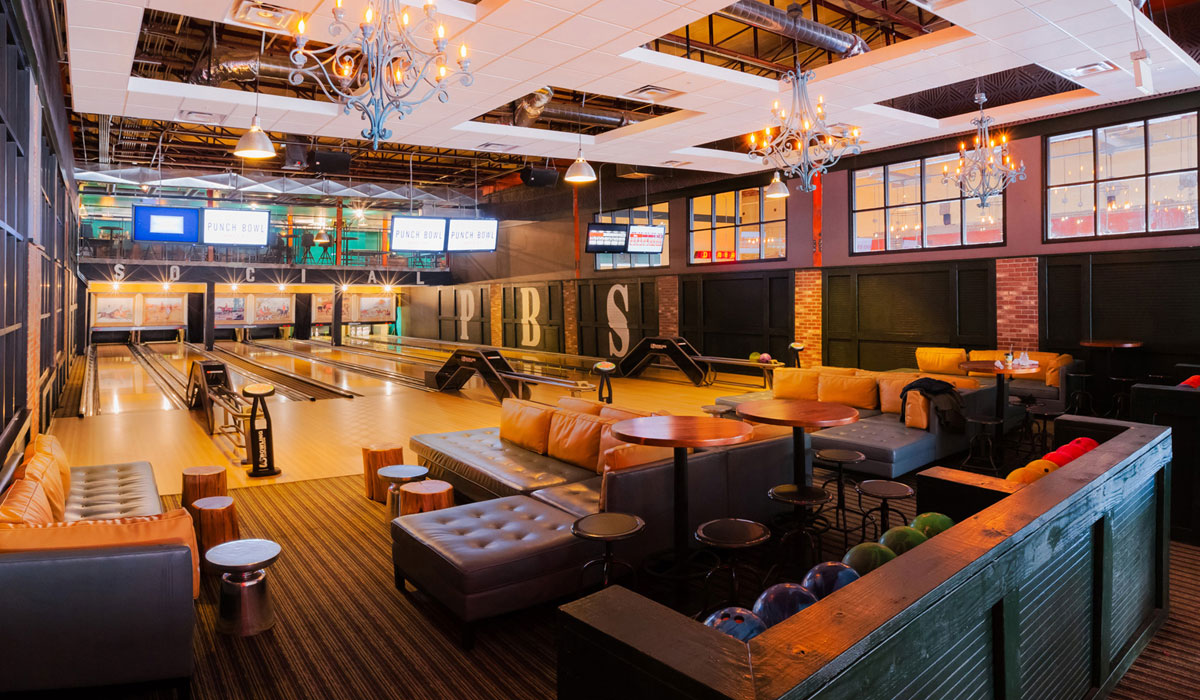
[0,438,195,692]
[908,347,1082,413]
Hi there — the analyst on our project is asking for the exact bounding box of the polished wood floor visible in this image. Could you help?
[48,367,740,496]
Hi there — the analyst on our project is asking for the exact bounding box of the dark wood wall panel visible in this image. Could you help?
[501,281,564,353]
[679,270,794,362]
[401,284,490,344]
[577,279,657,358]
[823,260,996,370]
[401,286,440,340]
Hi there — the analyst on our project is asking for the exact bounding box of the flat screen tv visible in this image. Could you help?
[201,208,271,246]
[446,218,499,252]
[132,205,200,243]
[585,223,628,254]
[626,224,665,254]
[390,216,447,252]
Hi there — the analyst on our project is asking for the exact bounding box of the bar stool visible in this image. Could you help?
[695,518,771,615]
[205,539,282,637]
[701,404,736,419]
[816,448,867,552]
[764,484,831,583]
[572,512,645,588]
[377,465,429,520]
[1108,377,1141,420]
[1027,405,1064,457]
[1066,371,1095,416]
[593,361,616,404]
[962,414,1004,475]
[856,480,914,540]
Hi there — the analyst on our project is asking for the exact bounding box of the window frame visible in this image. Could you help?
[850,155,1008,257]
[592,202,670,272]
[687,186,787,266]
[1043,109,1199,244]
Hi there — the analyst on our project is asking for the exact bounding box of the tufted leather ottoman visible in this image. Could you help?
[391,495,600,642]
[65,461,163,521]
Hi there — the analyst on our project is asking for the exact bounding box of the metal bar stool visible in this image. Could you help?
[764,484,831,584]
[856,479,915,540]
[962,414,1004,475]
[1027,405,1064,457]
[572,512,645,588]
[816,448,868,554]
[1066,371,1095,416]
[695,518,771,615]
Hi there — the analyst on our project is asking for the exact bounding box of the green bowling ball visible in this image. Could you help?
[749,352,762,362]
[842,542,896,575]
[879,526,927,555]
[910,512,955,539]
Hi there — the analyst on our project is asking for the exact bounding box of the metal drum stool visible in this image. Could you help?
[572,512,645,588]
[701,404,736,419]
[205,538,283,637]
[377,465,429,520]
[856,480,915,539]
[816,448,868,553]
[695,518,771,614]
[765,484,831,583]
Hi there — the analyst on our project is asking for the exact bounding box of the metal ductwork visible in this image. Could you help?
[512,87,652,129]
[189,49,295,86]
[718,0,870,58]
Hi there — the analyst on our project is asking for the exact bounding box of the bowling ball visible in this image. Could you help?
[1071,437,1099,450]
[749,352,762,362]
[842,542,896,575]
[801,561,859,599]
[1007,467,1041,484]
[1043,450,1071,467]
[910,512,955,539]
[752,583,818,627]
[1058,444,1086,461]
[703,607,767,641]
[879,526,927,555]
[1025,459,1059,476]
[758,353,773,364]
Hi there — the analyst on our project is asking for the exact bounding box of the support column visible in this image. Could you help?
[204,281,215,351]
[655,275,678,337]
[332,285,344,346]
[489,283,503,347]
[793,269,822,367]
[563,281,579,355]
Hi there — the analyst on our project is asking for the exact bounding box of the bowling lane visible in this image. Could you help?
[216,341,396,395]
[256,339,431,384]
[145,342,289,401]
[94,344,177,414]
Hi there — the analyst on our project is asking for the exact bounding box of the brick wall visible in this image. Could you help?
[656,275,678,337]
[995,257,1039,351]
[26,247,42,438]
[793,269,822,367]
[562,281,579,355]
[489,283,502,346]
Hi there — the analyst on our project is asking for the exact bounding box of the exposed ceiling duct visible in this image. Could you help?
[511,87,653,129]
[189,49,294,86]
[718,0,870,58]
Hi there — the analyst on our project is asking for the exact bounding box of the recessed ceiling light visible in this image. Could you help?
[178,110,224,124]
[623,85,684,103]
[477,142,518,151]
[660,160,691,167]
[230,0,298,31]
[1060,61,1118,79]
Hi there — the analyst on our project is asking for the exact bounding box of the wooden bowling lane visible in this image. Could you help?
[93,344,178,414]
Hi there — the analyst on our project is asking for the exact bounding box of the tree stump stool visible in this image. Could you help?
[181,466,227,519]
[361,445,405,503]
[193,496,241,568]
[399,480,454,516]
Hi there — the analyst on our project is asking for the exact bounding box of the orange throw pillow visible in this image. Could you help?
[0,508,200,597]
[19,454,66,521]
[0,479,55,525]
[22,434,71,492]
[548,410,611,473]
[807,365,858,376]
[878,374,920,414]
[915,347,967,375]
[556,396,605,415]
[904,392,930,430]
[499,398,555,454]
[817,374,879,410]
[774,368,820,400]
[598,405,653,422]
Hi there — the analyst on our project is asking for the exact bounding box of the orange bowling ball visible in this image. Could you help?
[1006,467,1040,484]
[1026,459,1059,476]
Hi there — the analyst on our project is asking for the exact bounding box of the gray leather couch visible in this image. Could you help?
[0,450,194,692]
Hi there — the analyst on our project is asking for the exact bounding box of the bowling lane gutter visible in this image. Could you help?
[204,343,358,400]
[244,339,432,391]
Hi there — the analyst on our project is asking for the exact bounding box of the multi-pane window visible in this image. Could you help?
[1047,111,1198,239]
[594,203,669,270]
[852,155,1004,253]
[689,186,786,264]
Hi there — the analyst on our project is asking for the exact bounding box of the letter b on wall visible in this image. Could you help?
[519,287,542,348]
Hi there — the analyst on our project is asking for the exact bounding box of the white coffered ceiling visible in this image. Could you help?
[65,0,1200,176]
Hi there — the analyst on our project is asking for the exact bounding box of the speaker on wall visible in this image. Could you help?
[520,165,560,187]
[282,143,309,170]
[309,149,352,174]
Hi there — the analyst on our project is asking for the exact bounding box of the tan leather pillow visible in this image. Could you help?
[1044,354,1073,388]
[499,398,555,454]
[808,365,858,376]
[22,434,71,493]
[556,396,605,415]
[548,410,611,472]
[600,444,673,472]
[967,350,1004,377]
[19,454,66,521]
[916,347,967,375]
[598,405,654,422]
[817,374,879,410]
[904,392,930,430]
[0,479,55,526]
[920,373,981,390]
[773,368,820,400]
[878,374,919,414]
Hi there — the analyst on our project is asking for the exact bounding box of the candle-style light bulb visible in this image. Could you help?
[459,43,467,59]
[297,17,305,35]
[437,24,445,39]
[365,5,374,23]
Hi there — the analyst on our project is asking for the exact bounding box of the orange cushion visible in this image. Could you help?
[0,479,55,525]
[878,374,920,414]
[915,347,967,376]
[920,373,981,390]
[499,398,555,454]
[966,350,1004,377]
[0,508,200,597]
[19,454,66,521]
[556,396,606,415]
[548,410,611,473]
[22,434,71,493]
[598,405,654,422]
[773,368,820,400]
[745,423,792,442]
[1028,352,1072,387]
[601,444,673,472]
[807,365,858,376]
[817,374,879,410]
[904,392,930,430]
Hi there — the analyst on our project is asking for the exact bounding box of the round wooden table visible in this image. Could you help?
[1079,339,1143,417]
[959,361,1040,459]
[611,416,752,566]
[1079,340,1143,349]
[735,399,859,485]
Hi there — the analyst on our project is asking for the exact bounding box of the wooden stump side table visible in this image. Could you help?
[399,480,454,516]
[192,496,241,569]
[361,445,405,503]
[181,466,227,519]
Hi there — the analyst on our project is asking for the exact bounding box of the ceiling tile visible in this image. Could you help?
[482,1,574,34]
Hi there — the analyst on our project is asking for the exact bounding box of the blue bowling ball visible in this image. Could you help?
[801,561,860,599]
[752,583,818,627]
[703,607,768,642]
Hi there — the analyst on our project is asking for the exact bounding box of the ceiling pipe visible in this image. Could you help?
[717,0,870,58]
[189,49,294,85]
[514,87,554,127]
[511,87,653,129]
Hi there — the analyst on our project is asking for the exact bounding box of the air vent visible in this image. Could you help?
[177,109,223,124]
[230,1,299,31]
[477,142,519,152]
[623,85,684,103]
[660,160,691,167]
[1060,61,1119,79]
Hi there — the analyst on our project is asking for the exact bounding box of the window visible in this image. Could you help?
[689,186,786,263]
[852,155,1005,253]
[1046,111,1198,239]
[593,202,669,271]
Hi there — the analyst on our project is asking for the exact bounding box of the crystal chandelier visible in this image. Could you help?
[290,0,473,150]
[748,70,861,193]
[942,92,1025,207]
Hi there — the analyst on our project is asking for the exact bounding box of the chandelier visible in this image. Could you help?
[748,70,861,193]
[290,0,473,150]
[942,92,1025,207]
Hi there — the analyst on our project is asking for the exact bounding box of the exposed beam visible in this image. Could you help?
[838,0,928,33]
[658,33,792,75]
